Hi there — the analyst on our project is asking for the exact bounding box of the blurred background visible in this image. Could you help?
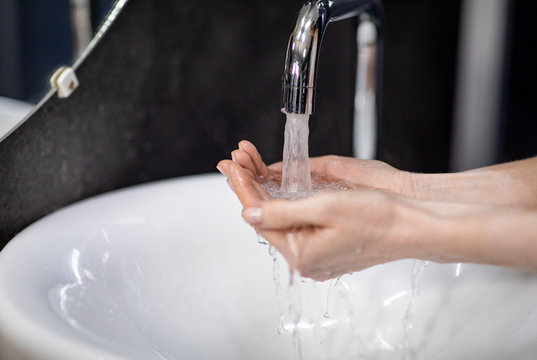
[0,0,114,102]
[0,0,115,137]
[0,0,535,245]
[0,0,535,173]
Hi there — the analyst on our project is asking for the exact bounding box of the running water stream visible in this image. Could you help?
[281,113,312,195]
[261,113,354,199]
[258,113,428,360]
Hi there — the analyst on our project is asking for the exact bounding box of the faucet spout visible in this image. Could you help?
[281,0,383,121]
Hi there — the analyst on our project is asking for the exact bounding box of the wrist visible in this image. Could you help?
[405,171,493,203]
[407,167,535,205]
[392,198,537,269]
[384,196,445,262]
[388,196,482,264]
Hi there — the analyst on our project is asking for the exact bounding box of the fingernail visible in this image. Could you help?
[216,165,225,176]
[243,207,263,225]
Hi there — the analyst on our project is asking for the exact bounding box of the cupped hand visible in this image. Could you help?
[217,140,418,281]
[242,190,419,281]
[223,140,413,196]
[216,139,358,204]
[217,140,279,207]
[271,155,410,195]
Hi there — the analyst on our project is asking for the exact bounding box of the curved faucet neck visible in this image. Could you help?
[281,0,382,115]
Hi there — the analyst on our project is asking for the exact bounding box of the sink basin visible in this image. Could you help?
[1,173,537,360]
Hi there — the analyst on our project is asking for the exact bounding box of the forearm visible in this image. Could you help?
[475,206,537,269]
[400,199,537,270]
[408,157,537,205]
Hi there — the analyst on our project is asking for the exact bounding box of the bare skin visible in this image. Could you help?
[217,140,537,281]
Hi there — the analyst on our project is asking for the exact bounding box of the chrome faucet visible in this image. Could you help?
[281,0,383,159]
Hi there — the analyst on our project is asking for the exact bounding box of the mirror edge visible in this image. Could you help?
[0,0,130,144]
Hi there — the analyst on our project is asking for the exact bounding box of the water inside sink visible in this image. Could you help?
[1,174,537,360]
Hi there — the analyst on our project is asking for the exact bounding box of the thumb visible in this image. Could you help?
[242,197,329,230]
[267,161,283,172]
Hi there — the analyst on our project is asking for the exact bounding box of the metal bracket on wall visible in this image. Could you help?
[50,66,79,98]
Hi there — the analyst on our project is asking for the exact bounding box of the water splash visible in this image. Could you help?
[257,113,431,359]
[335,277,367,359]
[287,269,304,360]
[400,260,429,360]
[269,245,286,336]
[320,276,340,358]
[261,113,361,359]
[257,234,269,246]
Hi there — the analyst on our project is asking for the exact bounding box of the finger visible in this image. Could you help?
[231,149,259,176]
[251,177,272,200]
[216,159,233,177]
[267,161,282,172]
[270,156,341,176]
[309,155,342,174]
[243,195,331,230]
[238,140,269,178]
[231,149,255,173]
[226,162,265,207]
[218,159,256,182]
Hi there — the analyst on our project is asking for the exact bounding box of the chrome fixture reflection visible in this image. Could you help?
[69,0,93,58]
[281,0,383,158]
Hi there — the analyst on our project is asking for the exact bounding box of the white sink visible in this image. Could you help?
[0,96,33,140]
[1,174,536,360]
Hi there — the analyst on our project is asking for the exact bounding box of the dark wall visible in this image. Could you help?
[0,0,24,99]
[379,0,461,173]
[0,0,356,246]
[501,0,537,162]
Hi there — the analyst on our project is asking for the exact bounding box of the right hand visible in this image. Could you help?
[276,155,412,195]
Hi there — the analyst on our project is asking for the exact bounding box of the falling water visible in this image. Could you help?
[400,260,429,360]
[260,113,354,199]
[269,245,286,335]
[260,113,356,360]
[256,113,429,359]
[281,113,312,196]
